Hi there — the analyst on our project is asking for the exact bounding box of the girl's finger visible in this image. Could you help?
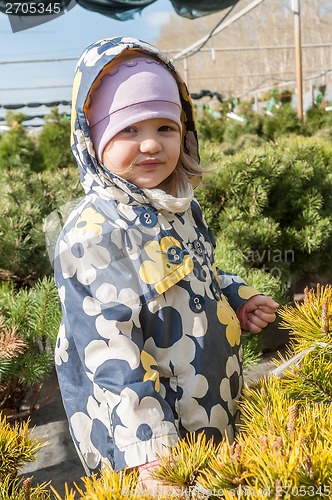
[258,304,279,313]
[247,313,267,329]
[255,309,277,322]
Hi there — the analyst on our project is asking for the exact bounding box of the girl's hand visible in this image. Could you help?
[137,460,185,498]
[237,295,279,333]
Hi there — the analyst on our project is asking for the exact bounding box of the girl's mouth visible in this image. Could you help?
[137,159,162,169]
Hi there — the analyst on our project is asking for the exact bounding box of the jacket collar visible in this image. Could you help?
[84,167,194,213]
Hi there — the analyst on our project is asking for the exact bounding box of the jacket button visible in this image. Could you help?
[139,210,158,227]
[166,246,186,264]
[193,239,204,256]
[189,294,205,313]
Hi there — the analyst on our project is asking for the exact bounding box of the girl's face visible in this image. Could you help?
[102,118,181,190]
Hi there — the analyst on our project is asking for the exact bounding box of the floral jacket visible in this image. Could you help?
[54,36,259,475]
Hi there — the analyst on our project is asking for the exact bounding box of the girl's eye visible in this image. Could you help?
[159,125,177,132]
[121,126,136,133]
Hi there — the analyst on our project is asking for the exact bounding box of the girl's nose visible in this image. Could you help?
[139,137,162,154]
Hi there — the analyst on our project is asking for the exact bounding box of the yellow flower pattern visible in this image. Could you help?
[73,207,105,236]
[141,351,160,392]
[70,69,82,147]
[238,285,260,300]
[217,295,241,347]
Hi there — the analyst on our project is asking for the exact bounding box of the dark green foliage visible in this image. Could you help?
[222,120,244,144]
[0,122,41,172]
[214,236,287,305]
[4,111,28,126]
[306,104,332,136]
[0,165,82,285]
[280,89,292,104]
[38,108,75,170]
[1,168,48,283]
[196,97,332,155]
[221,132,265,156]
[0,109,80,286]
[213,235,288,366]
[196,100,265,148]
[197,136,332,283]
[312,127,332,142]
[241,333,262,368]
[0,277,61,415]
[223,101,264,146]
[196,108,225,142]
[199,140,225,170]
[1,276,61,344]
[262,104,306,141]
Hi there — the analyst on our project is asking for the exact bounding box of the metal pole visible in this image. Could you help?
[171,0,266,61]
[183,57,189,86]
[292,0,303,119]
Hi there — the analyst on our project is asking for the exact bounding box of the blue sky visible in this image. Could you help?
[0,0,174,107]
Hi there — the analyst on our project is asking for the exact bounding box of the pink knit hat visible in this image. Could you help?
[87,57,182,161]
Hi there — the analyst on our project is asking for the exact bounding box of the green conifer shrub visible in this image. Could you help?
[305,104,332,137]
[196,108,225,142]
[199,140,225,168]
[0,165,81,285]
[196,98,314,153]
[0,413,50,499]
[197,100,265,153]
[261,104,306,141]
[222,133,265,156]
[197,136,332,285]
[38,108,76,170]
[0,413,45,481]
[222,120,245,145]
[214,235,288,365]
[211,101,263,150]
[0,115,41,173]
[0,277,61,419]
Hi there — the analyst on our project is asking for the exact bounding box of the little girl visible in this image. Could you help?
[54,36,278,494]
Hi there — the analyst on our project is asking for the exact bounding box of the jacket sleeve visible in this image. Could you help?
[215,267,260,312]
[191,198,260,313]
[54,210,178,473]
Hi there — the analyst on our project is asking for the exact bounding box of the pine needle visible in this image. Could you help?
[151,432,215,489]
[0,413,48,480]
[0,313,27,360]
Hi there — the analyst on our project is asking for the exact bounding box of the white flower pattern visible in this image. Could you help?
[113,387,175,468]
[54,324,69,366]
[111,220,143,260]
[82,282,141,338]
[220,354,243,416]
[59,230,110,286]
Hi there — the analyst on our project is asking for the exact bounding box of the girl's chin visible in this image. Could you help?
[129,177,164,190]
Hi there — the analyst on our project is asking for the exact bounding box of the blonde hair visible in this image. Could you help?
[97,145,202,196]
[158,146,202,195]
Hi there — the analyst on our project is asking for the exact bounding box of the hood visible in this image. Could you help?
[70,36,200,199]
